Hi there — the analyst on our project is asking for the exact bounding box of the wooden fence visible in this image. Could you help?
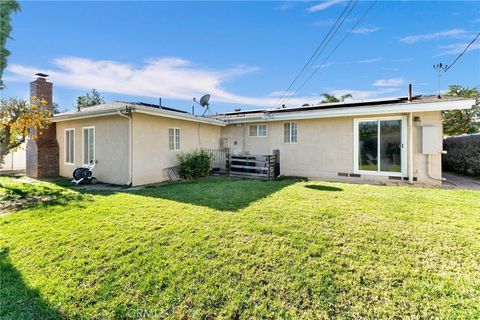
[227,154,277,180]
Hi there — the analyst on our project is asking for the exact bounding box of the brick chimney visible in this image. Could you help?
[26,74,59,178]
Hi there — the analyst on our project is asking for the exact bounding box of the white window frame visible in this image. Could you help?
[64,128,75,165]
[169,128,181,151]
[284,122,298,144]
[353,116,407,177]
[82,126,95,166]
[248,124,268,137]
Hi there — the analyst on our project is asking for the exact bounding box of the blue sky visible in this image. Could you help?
[2,1,480,113]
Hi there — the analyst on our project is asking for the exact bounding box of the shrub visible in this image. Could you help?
[443,134,480,177]
[177,150,212,179]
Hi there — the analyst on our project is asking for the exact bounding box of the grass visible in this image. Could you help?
[1,176,480,319]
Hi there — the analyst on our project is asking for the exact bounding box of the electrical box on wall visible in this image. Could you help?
[422,126,439,155]
[222,138,231,149]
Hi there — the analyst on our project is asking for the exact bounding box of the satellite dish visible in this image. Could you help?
[199,94,210,107]
[193,94,211,116]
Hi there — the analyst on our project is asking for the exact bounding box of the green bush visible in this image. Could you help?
[177,150,212,179]
[443,134,480,177]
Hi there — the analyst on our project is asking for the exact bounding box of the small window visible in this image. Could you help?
[65,129,75,165]
[82,127,95,165]
[284,122,298,143]
[249,125,258,137]
[169,128,180,150]
[249,124,268,137]
[258,124,267,137]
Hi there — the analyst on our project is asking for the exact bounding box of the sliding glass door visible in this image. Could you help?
[354,116,407,176]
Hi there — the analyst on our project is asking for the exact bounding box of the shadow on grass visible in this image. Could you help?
[129,177,299,211]
[0,249,62,319]
[0,179,86,214]
[305,185,343,192]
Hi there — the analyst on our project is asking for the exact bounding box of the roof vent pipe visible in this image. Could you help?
[408,83,412,102]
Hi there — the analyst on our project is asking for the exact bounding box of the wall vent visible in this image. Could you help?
[349,173,361,178]
[389,176,402,180]
[338,172,349,177]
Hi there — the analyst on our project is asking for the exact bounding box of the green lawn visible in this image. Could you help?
[1,176,480,319]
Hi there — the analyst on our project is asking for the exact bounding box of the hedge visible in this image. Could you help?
[442,134,480,177]
[177,150,212,179]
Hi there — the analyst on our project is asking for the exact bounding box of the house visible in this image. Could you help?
[27,75,476,186]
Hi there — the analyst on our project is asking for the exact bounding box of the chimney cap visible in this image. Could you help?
[35,72,49,78]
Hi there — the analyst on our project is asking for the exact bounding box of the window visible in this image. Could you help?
[82,127,95,165]
[64,129,75,165]
[284,122,298,143]
[249,124,268,137]
[169,128,180,150]
[354,116,407,176]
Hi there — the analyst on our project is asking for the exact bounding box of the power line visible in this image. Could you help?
[282,0,377,106]
[272,0,357,108]
[445,32,480,72]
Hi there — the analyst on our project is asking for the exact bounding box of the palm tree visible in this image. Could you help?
[319,93,352,104]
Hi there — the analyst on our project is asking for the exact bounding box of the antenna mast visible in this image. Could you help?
[433,63,447,98]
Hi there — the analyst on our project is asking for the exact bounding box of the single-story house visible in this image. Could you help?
[27,75,476,186]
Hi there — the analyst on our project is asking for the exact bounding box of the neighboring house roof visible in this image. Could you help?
[52,101,227,126]
[215,95,476,124]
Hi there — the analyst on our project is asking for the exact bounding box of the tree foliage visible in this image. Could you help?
[442,85,480,136]
[319,93,352,103]
[0,97,51,164]
[76,89,105,111]
[0,0,20,90]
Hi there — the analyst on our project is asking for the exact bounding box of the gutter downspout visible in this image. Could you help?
[408,112,414,184]
[427,154,446,181]
[117,110,133,186]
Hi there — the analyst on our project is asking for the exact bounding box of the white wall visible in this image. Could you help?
[1,144,26,171]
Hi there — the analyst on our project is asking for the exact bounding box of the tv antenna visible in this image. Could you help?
[433,63,447,98]
[193,94,211,116]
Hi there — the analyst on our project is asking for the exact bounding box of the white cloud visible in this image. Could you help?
[315,57,381,69]
[307,0,343,13]
[5,56,322,108]
[436,42,480,56]
[351,26,380,35]
[400,29,466,44]
[268,90,295,97]
[274,2,295,11]
[373,78,405,87]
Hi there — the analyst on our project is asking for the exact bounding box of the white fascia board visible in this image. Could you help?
[224,99,476,124]
[135,106,227,126]
[52,105,227,126]
[52,108,126,122]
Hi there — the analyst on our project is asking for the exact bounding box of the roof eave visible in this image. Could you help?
[51,105,227,126]
[134,106,226,126]
[223,99,476,124]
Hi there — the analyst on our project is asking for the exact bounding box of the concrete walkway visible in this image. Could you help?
[443,172,480,191]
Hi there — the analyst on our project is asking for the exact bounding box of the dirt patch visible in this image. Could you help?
[0,195,53,215]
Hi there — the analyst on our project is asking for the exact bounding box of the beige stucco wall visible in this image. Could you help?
[56,115,130,185]
[221,111,443,185]
[131,113,222,186]
[412,111,443,184]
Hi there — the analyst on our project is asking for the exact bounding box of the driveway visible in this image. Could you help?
[443,172,480,191]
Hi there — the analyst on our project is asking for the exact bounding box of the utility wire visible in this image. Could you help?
[282,0,377,106]
[272,0,357,108]
[445,32,480,72]
[275,1,358,108]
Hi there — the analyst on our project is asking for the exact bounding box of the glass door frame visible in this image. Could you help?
[353,115,407,177]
